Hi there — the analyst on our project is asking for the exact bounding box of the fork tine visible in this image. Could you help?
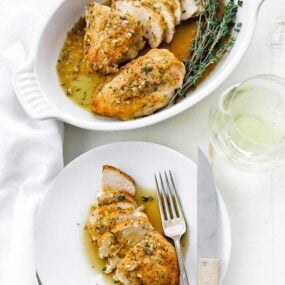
[159,172,171,220]
[154,174,166,220]
[164,171,177,218]
[169,170,184,218]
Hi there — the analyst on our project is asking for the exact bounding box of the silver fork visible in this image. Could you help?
[155,171,190,285]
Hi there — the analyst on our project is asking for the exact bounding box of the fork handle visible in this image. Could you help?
[174,238,190,285]
[198,258,220,285]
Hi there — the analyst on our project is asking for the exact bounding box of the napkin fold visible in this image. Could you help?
[0,6,64,285]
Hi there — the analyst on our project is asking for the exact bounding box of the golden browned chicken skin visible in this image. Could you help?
[92,49,185,120]
[84,2,145,74]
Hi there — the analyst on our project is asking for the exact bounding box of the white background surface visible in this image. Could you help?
[1,0,285,284]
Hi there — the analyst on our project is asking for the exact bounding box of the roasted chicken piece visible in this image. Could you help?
[86,165,180,285]
[114,0,166,48]
[92,49,185,120]
[99,217,153,272]
[98,217,153,257]
[87,201,138,241]
[102,165,136,195]
[154,0,176,43]
[114,231,180,285]
[84,2,145,74]
[114,0,203,46]
[180,0,205,20]
[167,0,182,25]
[133,0,176,44]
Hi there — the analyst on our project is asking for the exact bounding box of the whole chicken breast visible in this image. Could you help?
[84,2,145,74]
[92,49,185,120]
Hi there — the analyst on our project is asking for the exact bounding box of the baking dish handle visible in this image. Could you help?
[4,7,60,120]
[12,57,59,120]
[0,4,57,119]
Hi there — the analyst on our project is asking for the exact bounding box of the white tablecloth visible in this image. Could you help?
[1,0,285,284]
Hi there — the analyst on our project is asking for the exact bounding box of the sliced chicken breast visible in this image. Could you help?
[180,0,205,20]
[92,49,186,120]
[114,231,179,285]
[87,202,137,241]
[114,0,166,48]
[86,165,180,284]
[84,2,145,74]
[95,191,137,207]
[103,165,136,195]
[98,216,153,259]
[165,0,181,24]
[136,0,176,43]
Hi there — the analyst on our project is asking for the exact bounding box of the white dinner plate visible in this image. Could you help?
[35,141,231,285]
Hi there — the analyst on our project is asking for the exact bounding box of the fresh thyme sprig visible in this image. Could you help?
[172,0,242,104]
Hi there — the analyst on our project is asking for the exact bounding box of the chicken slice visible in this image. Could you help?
[98,216,153,259]
[180,0,205,20]
[95,191,137,207]
[103,165,136,195]
[114,231,179,285]
[165,0,181,24]
[92,49,186,120]
[114,0,166,48]
[87,201,137,241]
[158,0,177,42]
[84,2,145,74]
[99,217,154,273]
[136,0,176,43]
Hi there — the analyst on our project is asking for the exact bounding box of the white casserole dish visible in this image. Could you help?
[12,0,265,131]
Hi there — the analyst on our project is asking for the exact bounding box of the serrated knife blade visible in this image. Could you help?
[197,149,220,285]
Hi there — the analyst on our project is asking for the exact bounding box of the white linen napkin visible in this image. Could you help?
[0,6,64,285]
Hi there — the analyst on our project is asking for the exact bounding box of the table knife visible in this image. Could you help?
[197,149,220,285]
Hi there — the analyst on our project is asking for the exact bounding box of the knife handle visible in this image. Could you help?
[198,258,220,285]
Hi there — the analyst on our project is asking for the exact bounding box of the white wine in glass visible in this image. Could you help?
[209,75,285,171]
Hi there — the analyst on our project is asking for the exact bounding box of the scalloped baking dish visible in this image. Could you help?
[12,0,265,131]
